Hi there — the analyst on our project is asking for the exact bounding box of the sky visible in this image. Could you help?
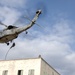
[0,0,75,75]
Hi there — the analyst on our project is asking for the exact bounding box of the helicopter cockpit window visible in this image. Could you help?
[7,25,17,29]
[7,25,14,29]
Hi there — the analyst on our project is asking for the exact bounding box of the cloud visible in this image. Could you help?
[0,0,27,8]
[0,6,21,24]
[0,0,75,75]
[0,0,29,29]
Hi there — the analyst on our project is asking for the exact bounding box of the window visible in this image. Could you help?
[28,69,35,75]
[2,70,8,75]
[17,70,23,75]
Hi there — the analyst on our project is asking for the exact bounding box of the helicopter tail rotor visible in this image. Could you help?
[35,1,47,18]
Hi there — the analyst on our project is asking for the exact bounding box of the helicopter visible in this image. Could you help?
[0,10,41,47]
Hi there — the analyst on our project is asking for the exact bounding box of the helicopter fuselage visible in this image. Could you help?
[0,10,41,44]
[0,33,18,43]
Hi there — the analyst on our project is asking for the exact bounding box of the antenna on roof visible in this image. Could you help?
[38,55,41,58]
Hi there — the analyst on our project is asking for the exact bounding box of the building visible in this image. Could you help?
[0,56,60,75]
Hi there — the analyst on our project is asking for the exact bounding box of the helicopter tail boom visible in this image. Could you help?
[14,10,42,34]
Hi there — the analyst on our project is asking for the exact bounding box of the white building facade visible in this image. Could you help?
[0,57,60,75]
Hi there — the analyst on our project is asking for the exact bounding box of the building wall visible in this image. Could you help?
[0,58,60,75]
[0,58,41,75]
[40,58,60,75]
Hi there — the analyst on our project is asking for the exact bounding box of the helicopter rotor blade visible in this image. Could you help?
[24,15,44,29]
[0,22,8,27]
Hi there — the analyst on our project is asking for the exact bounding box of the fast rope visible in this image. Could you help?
[5,43,15,60]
